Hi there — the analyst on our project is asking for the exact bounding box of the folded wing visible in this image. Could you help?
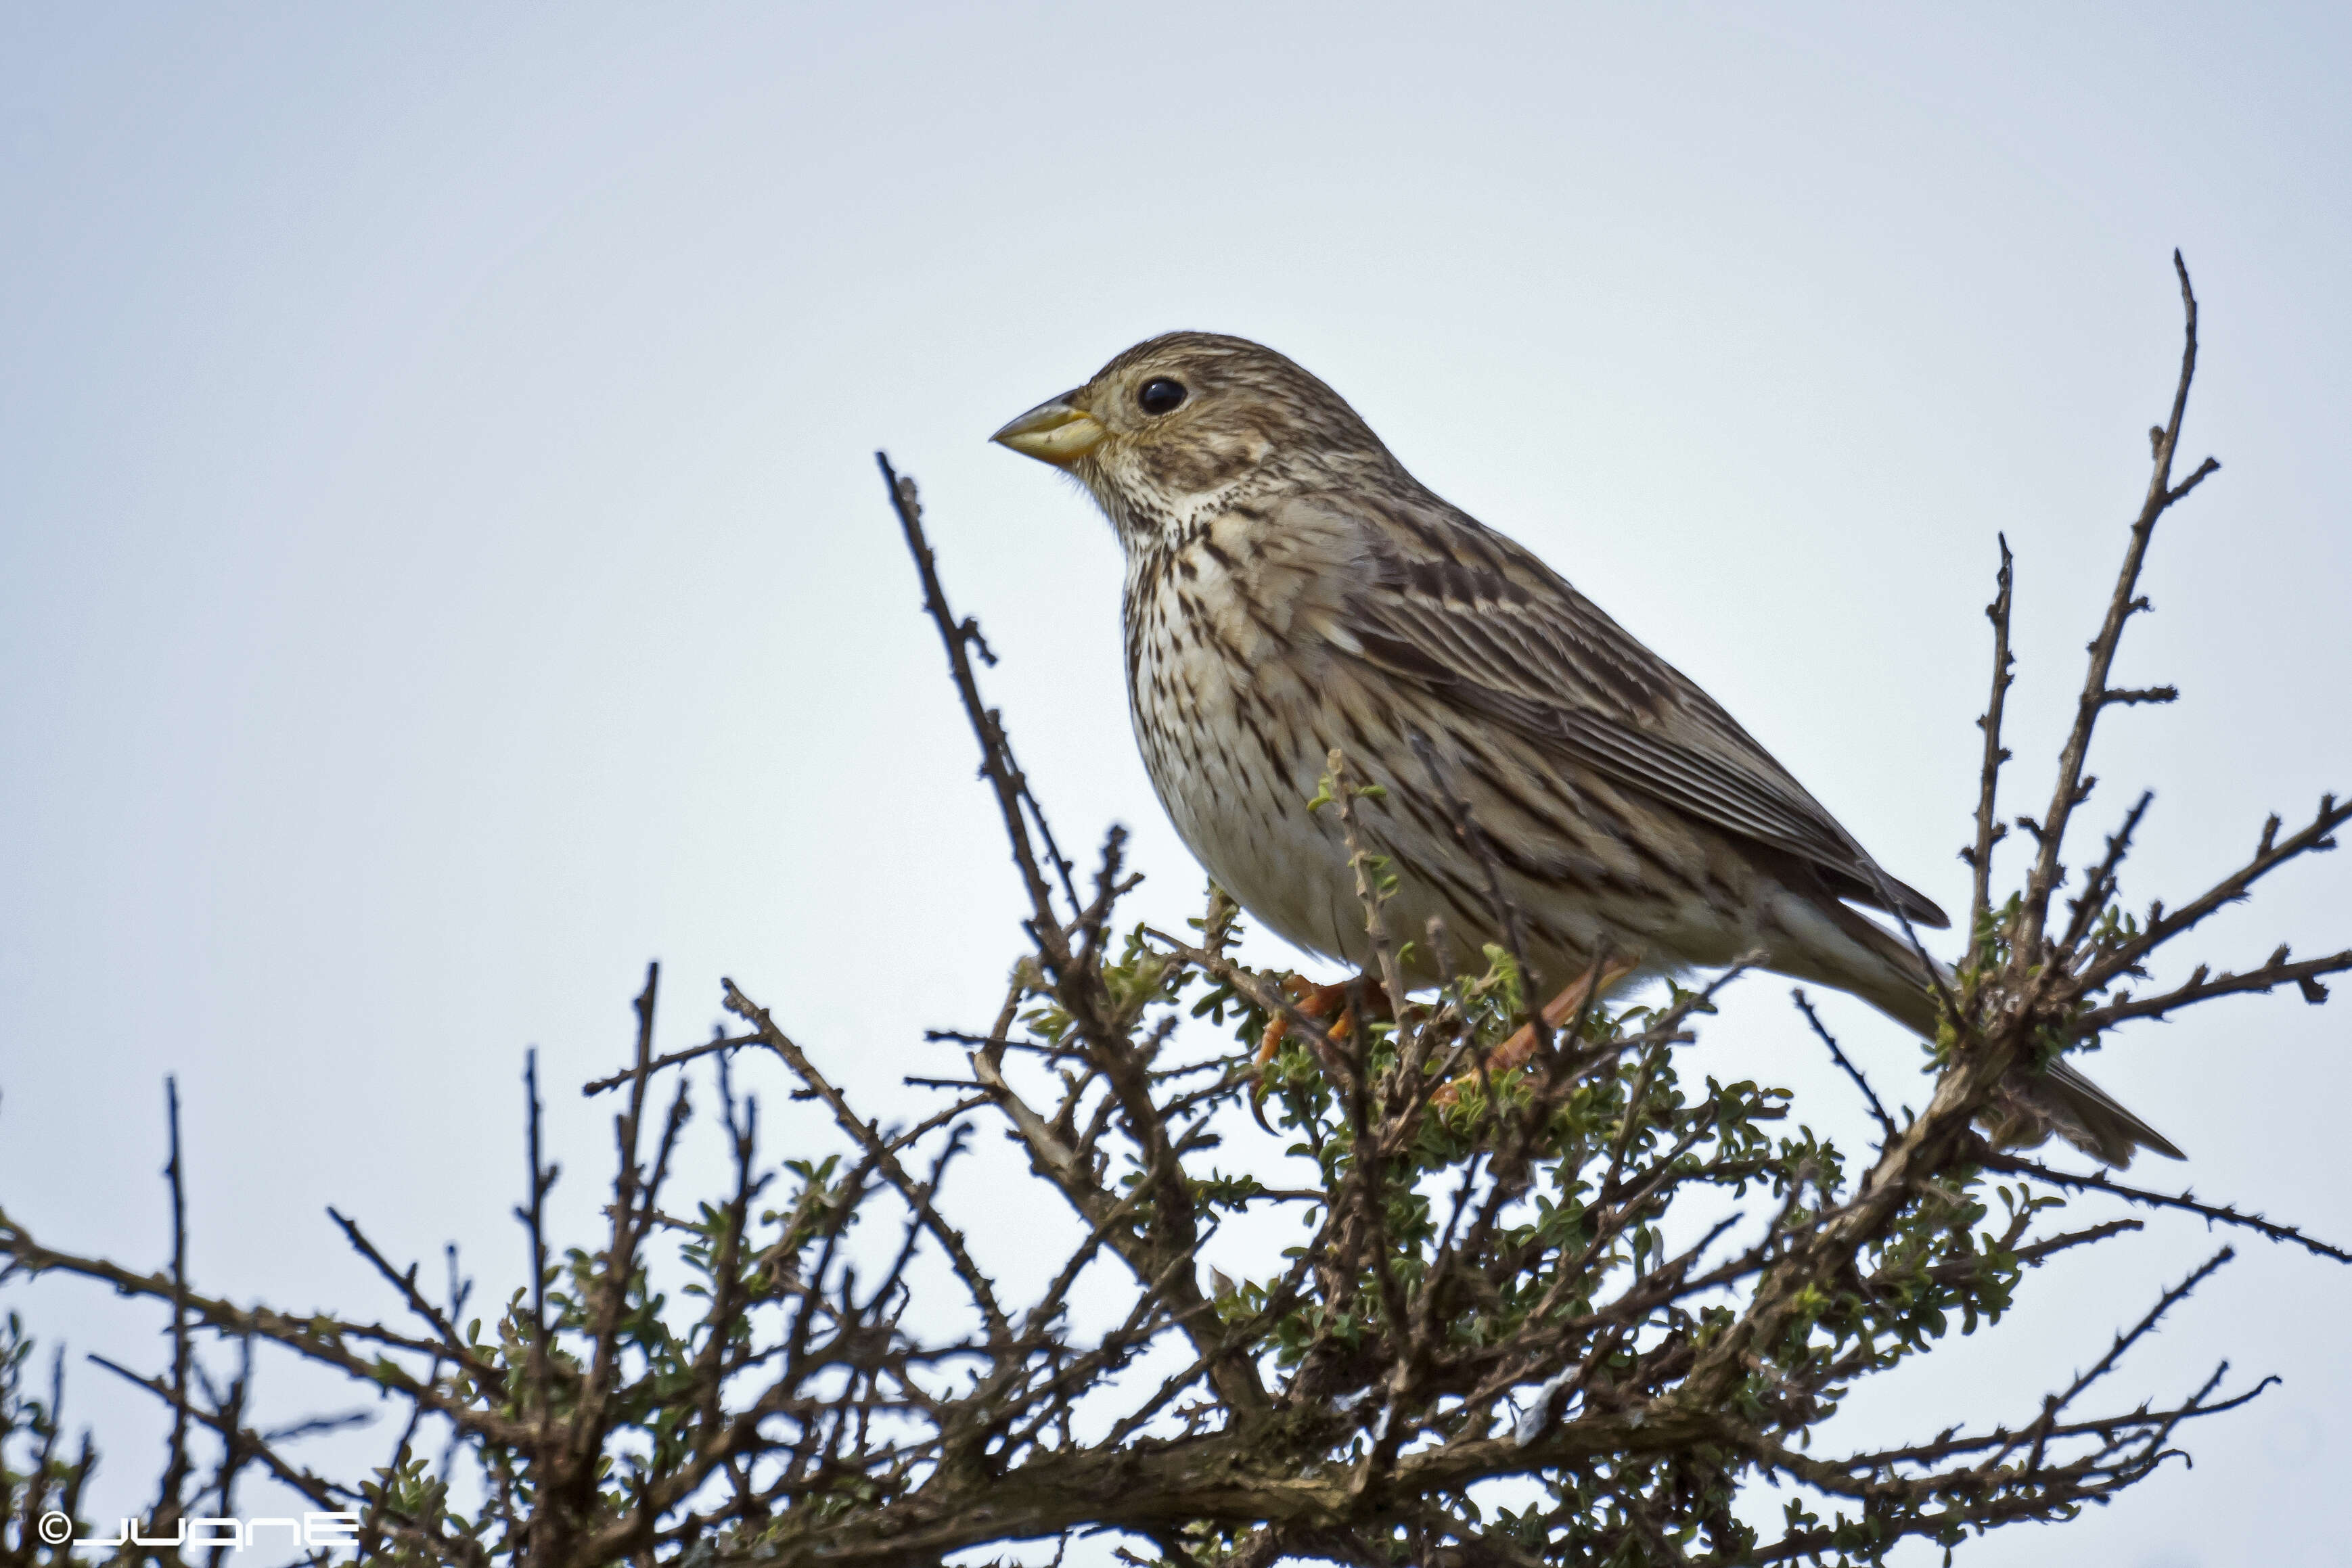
[1307,491,1950,929]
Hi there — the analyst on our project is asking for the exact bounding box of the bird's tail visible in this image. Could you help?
[1823,902,2185,1168]
[2026,1057,2186,1168]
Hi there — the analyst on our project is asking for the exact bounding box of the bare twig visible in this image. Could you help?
[1981,1149,2352,1264]
[2018,252,2217,959]
[878,453,1077,940]
[1964,535,2017,936]
[156,1077,195,1534]
[1792,989,1897,1145]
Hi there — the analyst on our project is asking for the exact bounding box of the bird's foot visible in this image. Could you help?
[1433,954,1643,1107]
[1249,973,1389,1130]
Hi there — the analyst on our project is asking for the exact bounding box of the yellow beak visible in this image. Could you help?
[991,393,1106,466]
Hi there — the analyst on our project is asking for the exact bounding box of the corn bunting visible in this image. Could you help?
[993,332,2179,1166]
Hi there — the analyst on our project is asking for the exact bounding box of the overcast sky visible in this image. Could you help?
[3,5,2348,1563]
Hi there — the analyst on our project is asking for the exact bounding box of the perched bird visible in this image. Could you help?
[992,333,2179,1167]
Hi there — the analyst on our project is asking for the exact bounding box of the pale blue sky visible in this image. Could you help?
[3,5,2348,1562]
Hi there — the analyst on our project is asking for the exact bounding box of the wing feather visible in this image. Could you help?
[1303,492,1949,928]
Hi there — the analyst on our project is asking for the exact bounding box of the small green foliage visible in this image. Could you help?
[1305,768,1388,815]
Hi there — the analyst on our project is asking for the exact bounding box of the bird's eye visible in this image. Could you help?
[1137,377,1188,416]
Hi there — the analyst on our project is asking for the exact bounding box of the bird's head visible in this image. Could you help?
[991,331,1401,547]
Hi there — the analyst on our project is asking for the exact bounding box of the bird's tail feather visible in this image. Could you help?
[1821,901,2184,1168]
[2035,1057,2186,1166]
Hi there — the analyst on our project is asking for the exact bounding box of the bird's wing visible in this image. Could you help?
[1298,490,1949,927]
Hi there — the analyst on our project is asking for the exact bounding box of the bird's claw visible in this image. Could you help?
[1248,973,1388,1130]
[1431,954,1642,1107]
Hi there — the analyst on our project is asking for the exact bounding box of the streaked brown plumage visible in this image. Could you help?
[993,331,2179,1166]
